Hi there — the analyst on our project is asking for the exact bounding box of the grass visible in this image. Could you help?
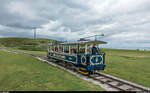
[0,37,58,47]
[1,36,150,89]
[0,37,60,51]
[2,47,150,88]
[0,50,104,91]
[2,46,150,88]
[10,47,47,56]
[101,48,150,88]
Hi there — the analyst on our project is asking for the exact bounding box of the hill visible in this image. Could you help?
[0,37,60,51]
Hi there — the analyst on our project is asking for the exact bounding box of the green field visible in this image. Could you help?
[12,48,150,88]
[0,38,150,89]
[0,50,104,91]
[3,47,150,88]
[7,47,47,56]
[101,48,150,88]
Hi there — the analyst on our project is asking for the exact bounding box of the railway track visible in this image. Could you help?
[43,56,150,92]
[1,48,150,92]
[89,72,150,91]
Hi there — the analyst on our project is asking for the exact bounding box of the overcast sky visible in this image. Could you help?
[0,0,150,49]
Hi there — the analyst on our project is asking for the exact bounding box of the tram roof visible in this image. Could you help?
[48,40,107,46]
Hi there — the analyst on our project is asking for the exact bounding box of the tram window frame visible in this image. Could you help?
[62,46,64,53]
[53,45,55,52]
[87,44,91,54]
[59,45,63,53]
[70,45,77,55]
[55,45,58,52]
[52,45,54,51]
[57,45,59,52]
[79,44,85,54]
[64,45,69,53]
[49,46,51,52]
[51,46,53,52]
[54,46,56,52]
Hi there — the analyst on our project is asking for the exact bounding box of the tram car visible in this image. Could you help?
[47,40,107,75]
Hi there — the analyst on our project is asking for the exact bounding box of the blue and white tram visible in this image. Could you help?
[47,40,107,75]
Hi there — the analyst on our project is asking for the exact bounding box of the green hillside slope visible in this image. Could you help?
[0,37,60,51]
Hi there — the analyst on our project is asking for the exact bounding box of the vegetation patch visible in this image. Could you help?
[0,37,60,51]
[3,47,150,88]
[101,48,150,88]
[1,37,150,88]
[0,50,104,91]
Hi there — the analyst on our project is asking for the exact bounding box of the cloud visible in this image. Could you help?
[0,0,150,49]
[41,20,62,31]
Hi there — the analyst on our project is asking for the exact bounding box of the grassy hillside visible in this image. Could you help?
[0,37,60,51]
[0,50,104,91]
[101,48,150,88]
[7,48,150,88]
[1,37,149,88]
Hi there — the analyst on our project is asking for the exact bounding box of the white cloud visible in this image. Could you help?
[0,25,8,30]
[41,20,62,31]
[0,0,150,49]
[7,1,36,19]
[111,32,150,41]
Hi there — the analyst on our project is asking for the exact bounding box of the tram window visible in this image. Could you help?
[64,46,69,53]
[48,46,50,51]
[69,45,77,54]
[87,45,92,54]
[55,46,58,52]
[59,46,62,52]
[71,48,77,54]
[50,46,51,51]
[52,46,54,51]
[87,48,91,53]
[79,47,85,54]
[49,46,51,51]
[60,46,63,52]
[81,48,85,54]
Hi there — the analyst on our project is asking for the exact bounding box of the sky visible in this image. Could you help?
[0,0,150,49]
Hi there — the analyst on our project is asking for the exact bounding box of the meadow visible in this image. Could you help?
[0,38,150,89]
[0,50,104,91]
[101,48,150,88]
[7,48,150,88]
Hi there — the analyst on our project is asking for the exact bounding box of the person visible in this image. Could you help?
[92,43,99,55]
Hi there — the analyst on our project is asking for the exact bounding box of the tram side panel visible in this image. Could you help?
[78,53,106,71]
[87,53,106,71]
[48,51,77,64]
[78,54,88,67]
[47,51,106,72]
